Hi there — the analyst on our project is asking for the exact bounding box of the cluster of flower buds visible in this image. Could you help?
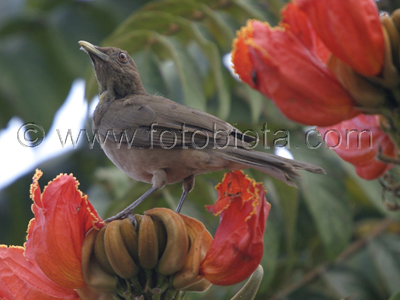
[0,170,269,300]
[232,0,400,181]
[81,208,212,298]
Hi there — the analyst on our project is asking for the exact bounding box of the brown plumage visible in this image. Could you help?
[79,40,325,221]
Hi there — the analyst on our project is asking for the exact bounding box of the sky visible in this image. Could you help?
[0,79,97,190]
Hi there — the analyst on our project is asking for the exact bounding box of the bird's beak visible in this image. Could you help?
[78,40,109,61]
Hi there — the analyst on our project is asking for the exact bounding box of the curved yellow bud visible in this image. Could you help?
[138,215,159,269]
[172,231,205,290]
[93,224,115,275]
[145,208,189,275]
[81,228,118,291]
[119,218,139,263]
[104,220,138,279]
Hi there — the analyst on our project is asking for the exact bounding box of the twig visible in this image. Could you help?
[268,218,394,300]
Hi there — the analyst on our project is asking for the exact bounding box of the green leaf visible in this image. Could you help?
[140,0,206,20]
[197,3,235,49]
[368,236,400,295]
[151,34,206,111]
[0,33,73,129]
[344,243,391,299]
[342,162,400,219]
[294,146,353,258]
[228,0,267,23]
[324,266,377,300]
[244,85,264,123]
[301,171,352,257]
[139,0,234,49]
[174,17,231,118]
[132,50,169,97]
[108,11,182,42]
[231,265,263,300]
[388,291,400,300]
[287,288,336,300]
[274,179,299,271]
[260,195,281,290]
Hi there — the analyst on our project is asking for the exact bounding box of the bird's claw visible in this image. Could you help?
[103,210,133,223]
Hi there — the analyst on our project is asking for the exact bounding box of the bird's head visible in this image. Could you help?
[79,40,146,101]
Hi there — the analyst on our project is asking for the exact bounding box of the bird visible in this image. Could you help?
[79,40,325,222]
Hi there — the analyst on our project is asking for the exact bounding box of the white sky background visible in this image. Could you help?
[0,80,96,190]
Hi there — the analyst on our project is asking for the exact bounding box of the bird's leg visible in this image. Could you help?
[104,187,157,222]
[104,170,167,222]
[176,175,195,213]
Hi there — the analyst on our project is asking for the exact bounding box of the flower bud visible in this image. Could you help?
[104,220,138,279]
[119,218,139,263]
[81,209,210,298]
[138,215,159,269]
[93,224,115,275]
[145,208,189,275]
[81,229,118,291]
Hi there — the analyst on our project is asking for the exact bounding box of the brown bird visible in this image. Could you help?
[79,40,324,221]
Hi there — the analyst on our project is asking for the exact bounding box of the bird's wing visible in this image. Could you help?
[94,95,256,149]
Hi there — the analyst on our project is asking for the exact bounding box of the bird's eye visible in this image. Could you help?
[118,52,127,61]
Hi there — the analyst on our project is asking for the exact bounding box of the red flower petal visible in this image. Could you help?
[281,3,331,63]
[0,246,80,300]
[295,0,384,76]
[25,170,103,289]
[318,114,395,179]
[232,23,255,88]
[200,171,270,286]
[232,20,358,126]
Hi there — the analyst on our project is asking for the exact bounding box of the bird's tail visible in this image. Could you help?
[211,148,325,187]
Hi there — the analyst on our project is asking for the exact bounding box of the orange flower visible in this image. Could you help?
[1,170,270,298]
[280,2,330,63]
[232,15,358,126]
[232,0,385,126]
[295,0,384,76]
[0,246,80,300]
[200,171,271,285]
[26,170,103,289]
[0,169,105,300]
[318,115,395,179]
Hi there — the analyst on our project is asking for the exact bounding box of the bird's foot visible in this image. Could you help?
[104,209,134,223]
[104,205,139,223]
[103,186,158,223]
